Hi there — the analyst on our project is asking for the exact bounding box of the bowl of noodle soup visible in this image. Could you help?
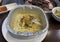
[6,5,49,39]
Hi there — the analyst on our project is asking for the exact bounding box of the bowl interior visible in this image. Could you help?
[52,7,60,18]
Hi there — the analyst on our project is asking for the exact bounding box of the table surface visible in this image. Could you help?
[0,11,60,42]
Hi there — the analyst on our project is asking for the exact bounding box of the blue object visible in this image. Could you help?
[2,0,25,5]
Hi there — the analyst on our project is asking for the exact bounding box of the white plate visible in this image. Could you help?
[2,17,48,42]
[0,3,17,14]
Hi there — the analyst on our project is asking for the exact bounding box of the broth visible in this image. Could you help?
[10,11,43,33]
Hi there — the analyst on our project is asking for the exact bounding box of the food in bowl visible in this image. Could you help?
[52,7,60,21]
[10,11,43,33]
[55,9,60,17]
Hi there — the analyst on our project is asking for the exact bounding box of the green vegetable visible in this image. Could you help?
[55,9,60,17]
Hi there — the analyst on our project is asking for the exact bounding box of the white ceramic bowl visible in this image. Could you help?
[52,7,60,21]
[6,5,49,39]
